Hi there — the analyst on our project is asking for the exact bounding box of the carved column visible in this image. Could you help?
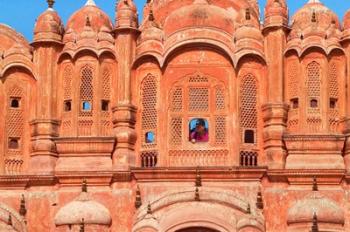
[341,38,350,171]
[262,0,289,169]
[29,4,63,174]
[113,0,139,169]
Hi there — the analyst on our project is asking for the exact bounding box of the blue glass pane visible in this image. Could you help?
[82,101,91,111]
[145,132,155,143]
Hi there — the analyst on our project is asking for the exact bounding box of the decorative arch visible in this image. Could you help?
[139,74,159,168]
[162,41,235,68]
[1,62,38,81]
[133,188,265,232]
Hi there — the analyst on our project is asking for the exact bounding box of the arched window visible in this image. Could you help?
[169,74,227,148]
[239,73,258,166]
[140,74,158,167]
[240,73,258,140]
[328,61,339,132]
[307,61,321,109]
[6,86,24,157]
[61,64,73,136]
[79,65,94,116]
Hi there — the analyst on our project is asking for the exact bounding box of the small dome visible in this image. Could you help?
[344,10,350,29]
[66,2,112,34]
[117,0,137,13]
[163,0,236,36]
[55,192,112,226]
[235,25,262,41]
[139,12,164,43]
[291,0,340,32]
[34,9,64,42]
[287,192,344,225]
[115,0,138,28]
[264,0,288,27]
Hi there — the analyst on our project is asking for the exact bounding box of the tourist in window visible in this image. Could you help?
[190,118,209,143]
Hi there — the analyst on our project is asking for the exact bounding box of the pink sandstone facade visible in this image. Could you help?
[1,0,350,231]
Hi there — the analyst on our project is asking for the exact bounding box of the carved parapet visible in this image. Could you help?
[29,119,60,175]
[262,103,289,126]
[284,134,345,169]
[262,103,289,169]
[55,137,114,173]
[112,104,137,170]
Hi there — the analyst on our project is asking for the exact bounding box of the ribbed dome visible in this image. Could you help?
[291,0,340,31]
[55,192,112,226]
[163,0,236,36]
[66,2,112,34]
[34,9,64,42]
[287,192,344,225]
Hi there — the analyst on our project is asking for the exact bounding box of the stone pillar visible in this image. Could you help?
[29,5,64,174]
[341,40,350,171]
[262,0,289,169]
[113,0,139,169]
[262,104,289,169]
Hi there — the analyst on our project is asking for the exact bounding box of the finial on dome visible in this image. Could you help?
[195,187,200,201]
[312,177,318,191]
[47,0,55,8]
[149,9,154,21]
[82,179,88,193]
[7,214,12,226]
[246,203,251,214]
[195,168,202,187]
[147,202,152,214]
[311,212,319,232]
[80,218,85,232]
[308,0,321,3]
[245,8,251,20]
[19,194,27,217]
[135,185,142,209]
[85,0,96,6]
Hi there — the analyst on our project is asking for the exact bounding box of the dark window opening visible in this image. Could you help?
[145,131,155,143]
[310,99,318,108]
[82,101,92,111]
[64,100,72,112]
[291,98,299,109]
[141,151,158,168]
[101,100,109,111]
[10,98,20,108]
[330,98,337,109]
[244,129,255,144]
[189,118,209,143]
[8,138,19,149]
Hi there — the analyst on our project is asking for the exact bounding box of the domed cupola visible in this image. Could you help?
[264,0,288,28]
[234,7,264,59]
[287,181,344,229]
[64,0,113,43]
[163,0,236,37]
[289,0,340,40]
[116,0,138,28]
[137,9,164,57]
[33,0,64,43]
[287,0,341,54]
[55,180,112,228]
[139,10,163,43]
[342,9,350,41]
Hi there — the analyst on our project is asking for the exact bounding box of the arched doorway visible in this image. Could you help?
[176,227,219,232]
